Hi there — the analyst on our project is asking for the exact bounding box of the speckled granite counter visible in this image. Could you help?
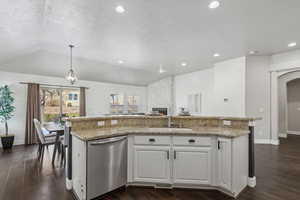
[71,127,250,141]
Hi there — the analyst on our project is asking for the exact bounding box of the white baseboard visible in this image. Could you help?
[279,133,287,138]
[255,139,279,145]
[287,131,300,135]
[270,139,279,145]
[255,139,270,144]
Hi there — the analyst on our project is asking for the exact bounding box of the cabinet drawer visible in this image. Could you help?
[134,136,171,145]
[173,136,211,146]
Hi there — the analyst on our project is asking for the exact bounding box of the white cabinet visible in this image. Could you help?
[133,146,171,183]
[72,136,87,200]
[128,135,248,198]
[217,137,232,191]
[173,147,212,185]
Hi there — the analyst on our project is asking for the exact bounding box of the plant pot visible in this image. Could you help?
[1,135,14,150]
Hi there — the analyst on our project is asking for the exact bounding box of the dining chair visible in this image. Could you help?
[60,136,67,167]
[42,126,57,138]
[33,119,60,162]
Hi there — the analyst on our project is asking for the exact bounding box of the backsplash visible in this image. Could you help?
[68,116,253,131]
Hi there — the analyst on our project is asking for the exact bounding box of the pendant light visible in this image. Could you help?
[65,44,78,85]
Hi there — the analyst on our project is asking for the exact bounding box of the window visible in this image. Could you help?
[187,93,202,114]
[127,95,139,113]
[110,94,124,105]
[110,94,139,114]
[40,87,80,122]
[110,94,124,114]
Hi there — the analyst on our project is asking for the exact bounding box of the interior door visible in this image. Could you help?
[133,146,171,183]
[173,146,212,185]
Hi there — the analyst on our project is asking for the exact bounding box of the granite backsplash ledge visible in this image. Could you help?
[66,115,258,131]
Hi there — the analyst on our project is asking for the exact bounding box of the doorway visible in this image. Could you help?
[277,71,300,139]
[286,79,300,135]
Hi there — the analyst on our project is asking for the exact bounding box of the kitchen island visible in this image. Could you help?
[65,116,258,200]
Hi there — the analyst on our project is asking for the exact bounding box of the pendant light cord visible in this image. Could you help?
[69,44,74,70]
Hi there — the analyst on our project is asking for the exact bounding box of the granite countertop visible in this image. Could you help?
[66,115,261,122]
[71,127,250,141]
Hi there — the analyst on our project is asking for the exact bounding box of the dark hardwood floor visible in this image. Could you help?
[1,135,300,200]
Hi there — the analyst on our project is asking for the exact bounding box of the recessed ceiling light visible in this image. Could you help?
[115,5,125,13]
[288,42,297,47]
[249,50,258,55]
[213,53,220,57]
[181,62,187,67]
[209,1,220,9]
[118,60,124,64]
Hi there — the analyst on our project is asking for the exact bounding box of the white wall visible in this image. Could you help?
[245,56,271,141]
[0,70,147,146]
[213,57,246,117]
[148,57,247,118]
[270,50,300,142]
[271,49,300,71]
[147,77,172,112]
[175,68,215,115]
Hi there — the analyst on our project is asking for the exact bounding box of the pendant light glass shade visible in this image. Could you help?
[66,68,77,85]
[65,44,78,85]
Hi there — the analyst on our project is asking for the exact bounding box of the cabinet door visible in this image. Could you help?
[72,137,87,200]
[133,146,171,183]
[173,147,212,185]
[217,137,232,191]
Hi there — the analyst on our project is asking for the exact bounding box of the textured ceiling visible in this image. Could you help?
[1,0,300,85]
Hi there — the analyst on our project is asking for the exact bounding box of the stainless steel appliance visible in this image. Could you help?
[151,107,168,115]
[87,136,127,199]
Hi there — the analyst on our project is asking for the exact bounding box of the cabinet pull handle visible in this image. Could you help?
[149,138,155,142]
[218,141,221,150]
[188,139,195,143]
[174,150,176,160]
[167,150,169,160]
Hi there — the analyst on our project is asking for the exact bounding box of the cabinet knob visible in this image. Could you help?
[149,138,156,142]
[188,139,195,143]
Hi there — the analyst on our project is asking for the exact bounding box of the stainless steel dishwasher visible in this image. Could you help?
[87,136,127,200]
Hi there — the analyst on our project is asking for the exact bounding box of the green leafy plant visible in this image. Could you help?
[0,85,15,136]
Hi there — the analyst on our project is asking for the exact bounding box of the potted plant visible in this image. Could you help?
[0,85,15,150]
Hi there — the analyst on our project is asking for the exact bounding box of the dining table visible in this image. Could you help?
[43,122,65,165]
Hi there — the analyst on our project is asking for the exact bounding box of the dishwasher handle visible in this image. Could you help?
[90,136,127,145]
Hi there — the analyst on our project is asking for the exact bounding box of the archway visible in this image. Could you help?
[270,69,300,144]
[278,71,300,137]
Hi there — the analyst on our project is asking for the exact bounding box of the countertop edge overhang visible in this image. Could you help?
[70,127,250,141]
[65,115,261,122]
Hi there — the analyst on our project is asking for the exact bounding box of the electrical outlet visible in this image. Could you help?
[223,120,231,126]
[111,120,118,125]
[97,121,105,126]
